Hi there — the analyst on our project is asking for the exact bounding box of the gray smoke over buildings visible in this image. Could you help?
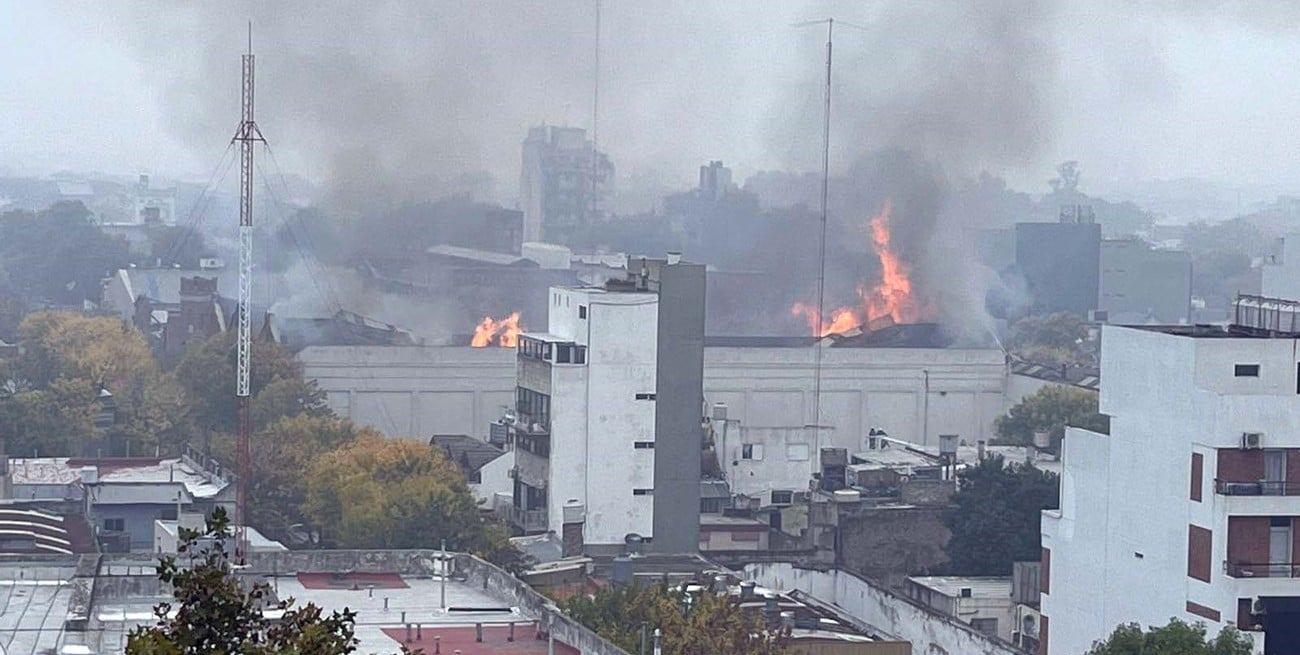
[87,1,1296,341]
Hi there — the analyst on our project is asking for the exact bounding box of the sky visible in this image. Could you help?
[2,1,1300,203]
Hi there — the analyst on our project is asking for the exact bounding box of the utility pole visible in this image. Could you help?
[232,23,265,560]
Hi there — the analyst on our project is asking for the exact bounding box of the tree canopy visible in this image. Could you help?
[0,202,130,316]
[174,330,303,433]
[563,581,789,655]
[305,435,499,548]
[997,385,1109,452]
[1007,311,1092,367]
[126,507,395,655]
[1087,619,1254,655]
[943,455,1058,576]
[0,312,190,457]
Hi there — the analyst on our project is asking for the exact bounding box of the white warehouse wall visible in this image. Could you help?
[301,344,1007,448]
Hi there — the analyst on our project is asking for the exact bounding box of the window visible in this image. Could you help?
[515,387,551,429]
[579,305,587,319]
[634,441,655,449]
[1235,364,1260,377]
[786,443,810,461]
[633,488,653,496]
[573,346,586,364]
[971,618,998,637]
[103,518,125,532]
[771,490,794,505]
[635,393,656,401]
[742,444,764,461]
[556,344,572,364]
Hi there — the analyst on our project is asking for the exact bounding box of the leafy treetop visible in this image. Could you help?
[1087,618,1254,655]
[943,455,1059,576]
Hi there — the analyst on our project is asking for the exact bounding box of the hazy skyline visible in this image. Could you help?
[3,1,1300,205]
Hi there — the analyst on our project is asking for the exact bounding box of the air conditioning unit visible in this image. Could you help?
[503,409,518,426]
[1242,432,1264,450]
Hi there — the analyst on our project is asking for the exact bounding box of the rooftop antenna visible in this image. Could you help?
[795,17,867,469]
[232,21,265,561]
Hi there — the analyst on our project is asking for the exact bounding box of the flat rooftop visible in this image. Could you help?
[907,575,1011,599]
[0,563,570,655]
[9,457,227,499]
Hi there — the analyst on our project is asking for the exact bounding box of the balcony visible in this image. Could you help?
[1226,561,1300,578]
[1215,479,1300,496]
[501,505,548,534]
[512,416,550,437]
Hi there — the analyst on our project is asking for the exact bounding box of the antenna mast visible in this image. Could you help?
[232,23,265,560]
[794,17,865,474]
[590,0,602,224]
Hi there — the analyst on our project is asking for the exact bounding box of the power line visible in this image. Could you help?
[158,143,237,266]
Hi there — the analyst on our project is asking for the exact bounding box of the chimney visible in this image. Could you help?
[739,580,756,600]
[762,593,780,627]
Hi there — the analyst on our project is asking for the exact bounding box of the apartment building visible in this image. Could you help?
[502,257,705,555]
[1041,296,1300,655]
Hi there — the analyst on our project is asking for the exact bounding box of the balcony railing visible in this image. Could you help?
[1214,479,1300,496]
[501,505,548,533]
[1225,561,1300,578]
[510,412,550,436]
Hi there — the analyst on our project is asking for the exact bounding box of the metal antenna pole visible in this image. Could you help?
[232,22,265,561]
[794,17,866,474]
[589,0,602,225]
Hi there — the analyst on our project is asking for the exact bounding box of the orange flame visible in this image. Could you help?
[471,312,524,347]
[793,199,930,337]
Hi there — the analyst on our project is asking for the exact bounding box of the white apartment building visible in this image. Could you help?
[1262,234,1300,302]
[1041,298,1300,655]
[508,285,660,548]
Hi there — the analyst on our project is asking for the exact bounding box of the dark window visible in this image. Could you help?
[635,393,656,401]
[771,490,794,505]
[103,518,125,532]
[515,387,551,429]
[579,305,587,319]
[574,346,586,364]
[741,444,763,460]
[633,488,653,496]
[634,442,655,449]
[1235,364,1260,377]
[1188,524,1212,582]
[556,345,572,364]
[1191,452,1203,502]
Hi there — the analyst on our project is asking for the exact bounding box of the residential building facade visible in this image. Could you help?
[1099,238,1193,324]
[503,258,705,554]
[1041,299,1300,655]
[519,126,613,243]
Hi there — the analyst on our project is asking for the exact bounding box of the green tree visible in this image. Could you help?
[145,225,211,269]
[251,377,332,430]
[1007,311,1090,365]
[563,582,789,655]
[943,455,1058,576]
[997,385,1109,451]
[303,434,526,570]
[237,415,366,545]
[126,507,372,655]
[174,331,302,432]
[0,312,193,456]
[0,202,130,306]
[1087,618,1254,655]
